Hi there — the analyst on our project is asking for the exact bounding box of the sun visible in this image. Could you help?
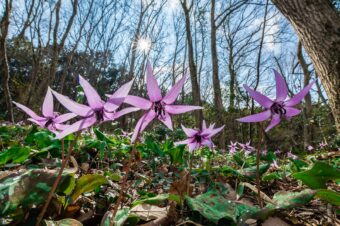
[137,37,152,53]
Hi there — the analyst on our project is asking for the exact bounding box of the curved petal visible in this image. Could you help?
[27,118,47,127]
[105,80,134,112]
[202,120,207,130]
[56,116,97,139]
[174,139,191,146]
[265,114,281,132]
[201,138,214,148]
[274,70,288,101]
[188,142,199,152]
[51,90,94,117]
[244,85,273,108]
[13,101,45,121]
[181,124,198,137]
[78,75,103,109]
[104,107,140,121]
[54,123,70,131]
[140,110,157,131]
[285,80,315,107]
[206,125,224,138]
[237,110,271,123]
[124,95,152,110]
[163,74,186,104]
[146,63,162,102]
[285,107,301,117]
[165,105,203,115]
[42,87,54,117]
[54,113,77,123]
[158,111,173,130]
[131,111,156,143]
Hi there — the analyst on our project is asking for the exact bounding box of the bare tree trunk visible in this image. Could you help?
[0,0,14,122]
[297,41,313,147]
[272,0,340,133]
[180,0,203,128]
[210,0,225,148]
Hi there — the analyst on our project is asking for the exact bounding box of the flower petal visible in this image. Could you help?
[285,80,315,107]
[78,75,103,109]
[146,63,162,102]
[54,113,77,123]
[124,95,152,110]
[174,139,191,146]
[206,125,224,138]
[202,120,207,130]
[265,115,281,132]
[163,74,186,104]
[56,116,97,139]
[285,107,301,117]
[274,70,288,101]
[140,110,157,131]
[165,105,203,115]
[42,87,54,117]
[104,107,140,121]
[28,118,47,127]
[158,112,173,130]
[237,110,271,123]
[201,138,213,148]
[13,101,45,121]
[188,142,199,152]
[104,80,134,112]
[244,85,273,108]
[131,111,156,143]
[181,124,198,137]
[51,90,94,117]
[54,123,69,131]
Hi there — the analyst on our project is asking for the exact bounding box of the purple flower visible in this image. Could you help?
[174,121,224,152]
[228,141,238,155]
[52,76,139,139]
[261,149,268,156]
[239,141,255,155]
[319,141,328,148]
[237,70,315,132]
[274,149,281,155]
[287,151,298,160]
[13,87,77,134]
[124,63,203,142]
[307,145,314,151]
[270,160,279,168]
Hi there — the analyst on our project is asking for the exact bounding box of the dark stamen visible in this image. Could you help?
[95,109,104,121]
[270,102,286,116]
[45,118,54,127]
[194,134,202,143]
[153,101,165,118]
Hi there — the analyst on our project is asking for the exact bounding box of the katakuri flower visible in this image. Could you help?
[52,76,139,139]
[270,160,279,169]
[319,141,328,148]
[239,141,255,155]
[307,145,314,151]
[287,151,298,160]
[174,121,224,152]
[124,63,203,142]
[228,141,238,155]
[13,87,76,134]
[237,70,315,132]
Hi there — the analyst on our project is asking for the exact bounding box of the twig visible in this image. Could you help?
[242,182,275,204]
[35,132,80,226]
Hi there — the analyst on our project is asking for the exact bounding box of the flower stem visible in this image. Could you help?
[187,152,194,196]
[256,123,263,208]
[36,132,80,226]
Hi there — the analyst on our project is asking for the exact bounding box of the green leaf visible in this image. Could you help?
[292,162,340,189]
[237,163,270,178]
[71,174,108,201]
[94,128,114,144]
[100,208,130,226]
[0,146,31,166]
[0,169,75,215]
[44,218,83,226]
[266,189,316,210]
[315,189,340,206]
[185,189,259,224]
[236,183,244,200]
[132,194,180,207]
[262,172,283,181]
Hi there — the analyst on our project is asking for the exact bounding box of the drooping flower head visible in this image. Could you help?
[175,121,224,152]
[13,87,76,134]
[124,62,203,142]
[319,141,328,149]
[237,70,315,132]
[52,76,139,139]
[228,141,238,155]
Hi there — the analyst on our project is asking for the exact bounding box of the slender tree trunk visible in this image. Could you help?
[0,0,14,122]
[181,0,203,128]
[272,0,340,134]
[210,0,225,149]
[297,41,313,147]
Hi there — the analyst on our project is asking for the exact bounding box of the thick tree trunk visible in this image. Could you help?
[297,41,313,148]
[0,0,14,122]
[210,0,225,149]
[272,0,340,134]
[181,1,203,128]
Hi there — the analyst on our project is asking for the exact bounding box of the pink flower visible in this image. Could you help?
[319,141,328,148]
[13,87,77,134]
[175,121,224,152]
[270,160,279,168]
[237,70,315,132]
[307,145,314,151]
[228,141,238,155]
[239,141,254,155]
[124,63,202,142]
[287,151,298,160]
[52,76,139,139]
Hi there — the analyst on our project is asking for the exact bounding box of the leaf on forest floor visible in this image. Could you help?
[44,218,83,226]
[315,189,340,206]
[71,174,108,202]
[131,204,168,221]
[292,162,340,189]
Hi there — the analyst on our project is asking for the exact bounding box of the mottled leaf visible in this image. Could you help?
[71,174,108,202]
[315,189,340,206]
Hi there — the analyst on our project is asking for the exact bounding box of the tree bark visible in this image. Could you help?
[210,0,225,149]
[180,0,203,128]
[297,41,313,148]
[0,0,14,122]
[272,0,340,133]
